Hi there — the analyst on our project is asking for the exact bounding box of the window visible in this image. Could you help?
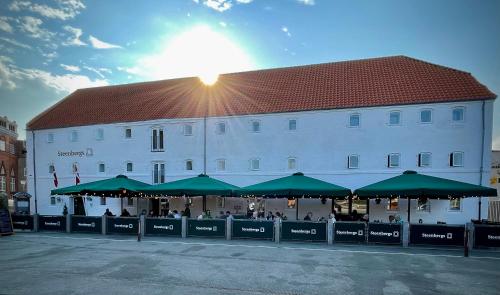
[449,198,461,211]
[216,122,226,134]
[23,168,27,177]
[420,109,432,123]
[250,158,260,171]
[125,128,132,138]
[50,196,56,205]
[387,197,399,211]
[349,113,360,127]
[8,143,14,155]
[96,128,104,141]
[389,111,401,125]
[287,158,296,170]
[98,163,105,173]
[418,153,431,167]
[288,119,297,131]
[450,152,464,167]
[49,164,55,174]
[100,197,106,206]
[153,163,165,184]
[70,130,78,142]
[452,107,465,122]
[348,154,359,169]
[0,176,5,192]
[0,139,5,151]
[251,120,261,132]
[151,127,164,151]
[127,197,134,206]
[387,153,400,168]
[47,133,54,143]
[216,159,226,171]
[184,124,193,136]
[10,169,15,192]
[126,162,133,172]
[417,197,430,212]
[186,160,193,171]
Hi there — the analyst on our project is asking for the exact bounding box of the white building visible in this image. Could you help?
[26,56,496,224]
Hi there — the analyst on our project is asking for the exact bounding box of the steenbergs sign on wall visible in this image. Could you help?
[57,148,93,157]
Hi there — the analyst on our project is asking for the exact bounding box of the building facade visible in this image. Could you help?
[26,56,496,224]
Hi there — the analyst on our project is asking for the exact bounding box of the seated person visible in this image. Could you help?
[304,212,312,221]
[104,208,114,216]
[120,209,131,217]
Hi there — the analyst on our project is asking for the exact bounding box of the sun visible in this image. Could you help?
[140,25,254,84]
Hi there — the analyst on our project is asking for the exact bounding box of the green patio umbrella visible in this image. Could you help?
[141,174,240,196]
[237,172,351,220]
[237,172,351,197]
[354,170,497,221]
[51,174,151,196]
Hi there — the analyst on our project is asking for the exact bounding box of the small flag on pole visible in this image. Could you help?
[53,170,58,188]
[73,163,80,185]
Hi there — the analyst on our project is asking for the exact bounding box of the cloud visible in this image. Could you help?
[88,35,122,49]
[297,0,315,5]
[18,16,55,41]
[0,37,32,49]
[62,25,86,46]
[219,21,227,27]
[0,56,17,89]
[116,66,142,75]
[195,0,252,12]
[0,16,14,33]
[9,0,86,20]
[236,0,253,3]
[41,51,58,62]
[83,66,111,78]
[282,26,291,37]
[60,64,80,72]
[493,136,500,150]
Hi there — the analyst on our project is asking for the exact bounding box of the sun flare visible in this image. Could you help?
[140,25,253,84]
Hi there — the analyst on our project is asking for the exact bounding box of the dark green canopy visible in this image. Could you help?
[141,174,240,196]
[354,170,497,198]
[237,172,351,197]
[51,175,151,196]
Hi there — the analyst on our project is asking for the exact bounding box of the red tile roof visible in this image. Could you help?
[27,56,496,130]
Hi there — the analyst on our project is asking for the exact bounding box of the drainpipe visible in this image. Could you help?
[31,130,38,214]
[478,101,486,220]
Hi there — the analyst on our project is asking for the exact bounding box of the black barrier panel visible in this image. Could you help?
[0,209,13,235]
[410,224,464,246]
[474,225,500,248]
[188,219,226,237]
[232,220,274,240]
[11,215,33,231]
[145,218,182,236]
[107,217,139,235]
[368,223,402,244]
[39,215,66,231]
[71,216,102,233]
[281,221,327,242]
[334,222,366,243]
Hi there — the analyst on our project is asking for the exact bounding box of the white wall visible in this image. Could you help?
[27,100,494,223]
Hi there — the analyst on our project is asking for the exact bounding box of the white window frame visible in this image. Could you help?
[288,119,297,131]
[10,176,15,192]
[151,127,164,152]
[419,109,433,124]
[216,122,226,135]
[185,160,193,171]
[216,159,226,172]
[152,162,165,184]
[50,196,56,206]
[70,130,79,142]
[449,198,462,212]
[348,113,360,128]
[184,124,193,136]
[250,120,261,133]
[0,176,6,192]
[418,152,432,168]
[96,128,104,141]
[125,128,132,139]
[388,153,400,168]
[388,111,401,126]
[0,139,5,151]
[47,133,54,143]
[98,162,105,173]
[450,151,464,167]
[287,157,297,170]
[452,107,465,123]
[126,162,133,172]
[250,158,260,171]
[348,154,359,169]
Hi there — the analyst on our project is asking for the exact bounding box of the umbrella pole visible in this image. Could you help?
[478,197,482,220]
[296,197,299,220]
[407,197,411,223]
[203,195,207,212]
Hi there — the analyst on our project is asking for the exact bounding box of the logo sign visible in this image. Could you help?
[39,215,66,232]
[106,217,138,235]
[57,148,93,157]
[71,216,101,233]
[281,221,327,242]
[11,215,34,231]
[188,219,226,237]
[334,222,367,243]
[232,220,274,240]
[145,218,182,236]
[474,225,500,248]
[410,224,464,246]
[367,223,402,244]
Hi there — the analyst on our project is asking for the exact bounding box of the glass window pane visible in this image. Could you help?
[389,154,400,167]
[389,112,400,125]
[186,161,193,170]
[126,162,133,172]
[159,130,164,150]
[349,155,359,168]
[125,128,132,138]
[350,114,360,127]
[289,119,296,130]
[420,110,432,123]
[288,158,296,170]
[453,152,463,167]
[252,121,260,132]
[453,108,464,121]
[449,198,461,211]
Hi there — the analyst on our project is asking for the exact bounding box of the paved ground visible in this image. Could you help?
[1,233,499,295]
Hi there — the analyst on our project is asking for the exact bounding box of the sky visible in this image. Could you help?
[0,0,499,148]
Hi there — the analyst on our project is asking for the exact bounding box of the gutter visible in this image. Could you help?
[32,130,38,214]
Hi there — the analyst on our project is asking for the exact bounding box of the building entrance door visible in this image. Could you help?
[150,199,160,216]
[73,197,86,216]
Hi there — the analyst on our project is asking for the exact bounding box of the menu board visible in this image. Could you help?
[0,209,14,236]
